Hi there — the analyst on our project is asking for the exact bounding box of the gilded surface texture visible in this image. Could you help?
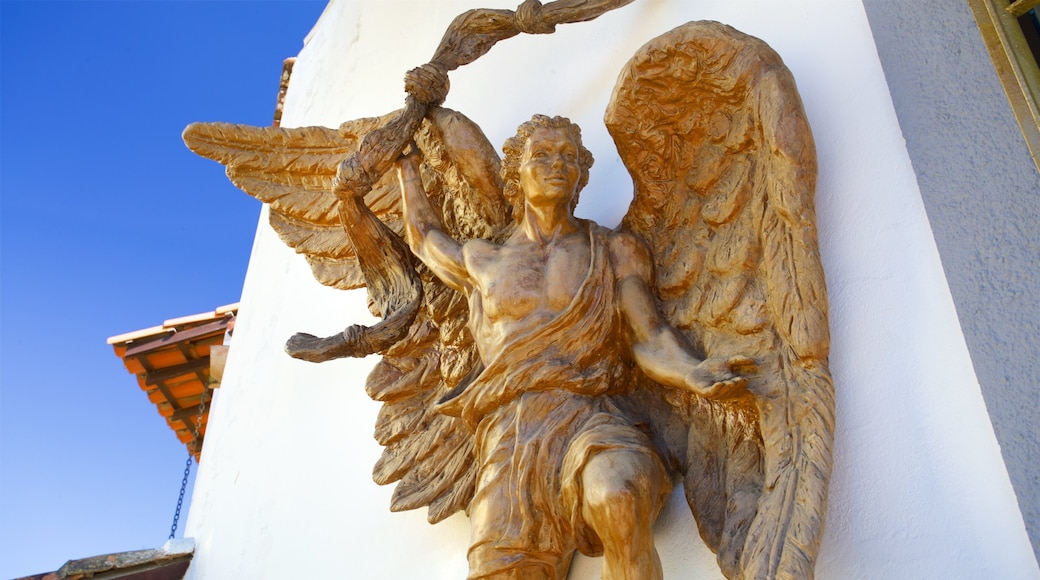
[183,3,833,578]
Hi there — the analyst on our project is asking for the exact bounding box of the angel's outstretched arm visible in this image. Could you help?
[610,232,752,399]
[396,149,474,293]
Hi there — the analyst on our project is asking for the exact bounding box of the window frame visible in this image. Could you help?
[969,0,1040,171]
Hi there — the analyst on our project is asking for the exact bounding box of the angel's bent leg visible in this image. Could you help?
[580,449,668,580]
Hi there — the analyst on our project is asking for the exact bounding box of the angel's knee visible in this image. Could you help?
[580,450,663,536]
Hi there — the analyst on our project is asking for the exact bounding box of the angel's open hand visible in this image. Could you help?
[686,355,756,399]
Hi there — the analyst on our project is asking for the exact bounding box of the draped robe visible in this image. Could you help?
[438,223,670,579]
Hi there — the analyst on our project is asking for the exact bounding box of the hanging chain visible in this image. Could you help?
[169,386,209,540]
[169,454,192,540]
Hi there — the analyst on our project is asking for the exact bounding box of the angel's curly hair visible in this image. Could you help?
[500,115,594,222]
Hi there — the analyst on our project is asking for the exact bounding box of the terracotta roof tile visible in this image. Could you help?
[109,303,238,460]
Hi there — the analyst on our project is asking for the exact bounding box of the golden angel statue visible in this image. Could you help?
[183,2,834,578]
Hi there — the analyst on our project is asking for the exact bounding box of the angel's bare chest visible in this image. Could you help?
[464,235,591,322]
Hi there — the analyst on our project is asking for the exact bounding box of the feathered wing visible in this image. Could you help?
[606,21,834,579]
[183,107,511,523]
[367,107,511,523]
[184,113,405,290]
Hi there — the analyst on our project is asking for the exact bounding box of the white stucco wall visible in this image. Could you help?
[862,1,1040,557]
[183,1,1040,578]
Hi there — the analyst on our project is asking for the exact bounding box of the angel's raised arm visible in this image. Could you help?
[397,148,474,293]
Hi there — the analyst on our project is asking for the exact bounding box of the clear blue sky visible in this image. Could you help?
[0,2,327,577]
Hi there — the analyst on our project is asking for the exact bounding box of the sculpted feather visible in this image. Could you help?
[608,21,834,579]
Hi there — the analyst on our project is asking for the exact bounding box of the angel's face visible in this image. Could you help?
[519,128,581,209]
